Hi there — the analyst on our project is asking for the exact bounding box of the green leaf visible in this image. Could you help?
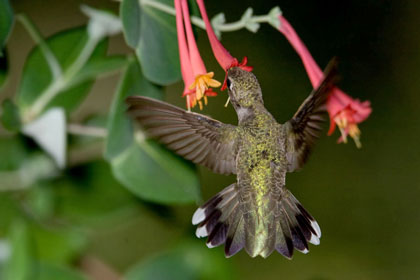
[121,0,181,85]
[17,27,110,116]
[1,98,21,132]
[37,262,87,280]
[106,57,200,204]
[0,0,14,53]
[31,226,86,265]
[0,196,21,235]
[25,184,55,220]
[70,56,127,87]
[0,137,27,171]
[105,57,161,160]
[120,0,141,48]
[4,220,36,280]
[125,241,235,280]
[112,140,200,204]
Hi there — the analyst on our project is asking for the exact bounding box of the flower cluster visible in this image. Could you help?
[175,1,371,146]
[277,15,371,147]
[175,0,252,110]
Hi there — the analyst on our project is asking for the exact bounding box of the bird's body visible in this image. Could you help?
[236,109,286,257]
[126,60,337,258]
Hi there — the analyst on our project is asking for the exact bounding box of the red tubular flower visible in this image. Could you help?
[195,0,253,90]
[175,0,221,110]
[277,15,372,147]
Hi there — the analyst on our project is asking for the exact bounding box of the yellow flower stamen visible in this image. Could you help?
[334,115,362,148]
[348,124,362,148]
[188,72,221,109]
[335,117,348,143]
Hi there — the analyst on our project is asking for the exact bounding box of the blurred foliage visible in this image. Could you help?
[121,0,181,85]
[0,0,13,54]
[16,26,124,117]
[0,0,418,279]
[125,241,235,280]
[105,57,200,203]
[1,99,21,131]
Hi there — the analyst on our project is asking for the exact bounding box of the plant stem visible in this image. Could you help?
[17,14,62,80]
[27,36,99,121]
[67,123,107,138]
[140,0,271,33]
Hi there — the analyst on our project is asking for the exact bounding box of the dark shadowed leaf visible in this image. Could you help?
[0,137,28,171]
[106,57,200,204]
[0,49,8,87]
[53,160,137,224]
[0,0,14,54]
[1,98,21,132]
[121,0,181,85]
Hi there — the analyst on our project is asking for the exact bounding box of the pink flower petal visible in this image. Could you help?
[196,0,235,70]
[277,14,372,141]
[181,0,207,75]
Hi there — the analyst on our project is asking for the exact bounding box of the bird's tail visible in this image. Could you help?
[192,185,321,258]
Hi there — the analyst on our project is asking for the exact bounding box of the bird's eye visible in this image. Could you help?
[226,78,233,90]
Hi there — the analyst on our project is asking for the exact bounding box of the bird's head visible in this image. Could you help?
[226,67,263,110]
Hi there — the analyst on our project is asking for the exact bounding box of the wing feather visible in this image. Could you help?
[284,58,338,172]
[126,96,240,175]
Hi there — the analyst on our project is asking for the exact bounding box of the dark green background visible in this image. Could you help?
[1,0,419,279]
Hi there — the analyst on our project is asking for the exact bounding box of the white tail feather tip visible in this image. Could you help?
[192,208,205,225]
[195,226,208,238]
[206,242,216,248]
[310,220,321,237]
[300,248,309,254]
[309,234,320,245]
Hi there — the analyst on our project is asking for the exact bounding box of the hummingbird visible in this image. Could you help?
[126,59,337,258]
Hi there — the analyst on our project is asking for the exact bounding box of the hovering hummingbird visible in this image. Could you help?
[126,59,337,258]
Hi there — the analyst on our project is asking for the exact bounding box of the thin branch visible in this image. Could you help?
[26,36,100,121]
[140,0,275,33]
[67,123,107,138]
[17,14,62,79]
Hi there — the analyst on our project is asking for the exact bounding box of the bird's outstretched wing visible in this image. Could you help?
[284,58,338,172]
[126,96,240,175]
